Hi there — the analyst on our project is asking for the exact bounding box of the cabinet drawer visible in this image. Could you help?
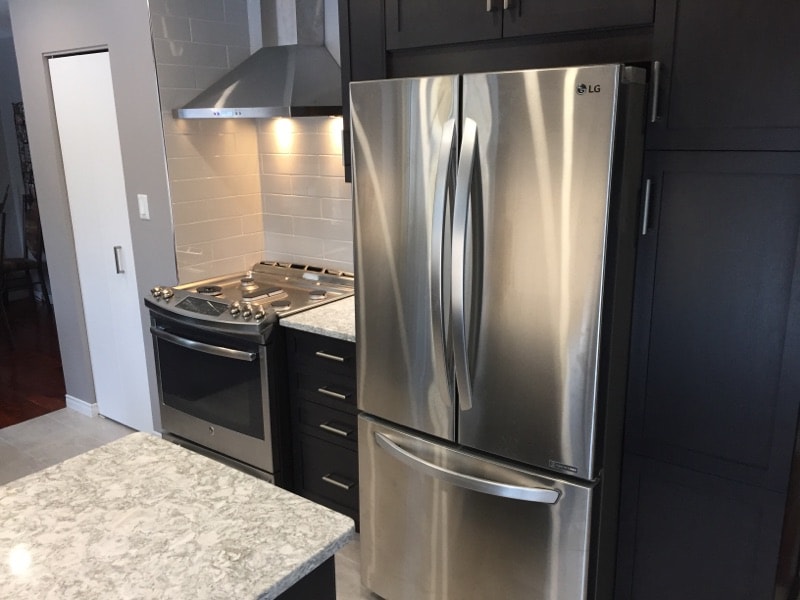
[300,401,358,449]
[289,330,356,378]
[300,435,359,511]
[294,366,356,408]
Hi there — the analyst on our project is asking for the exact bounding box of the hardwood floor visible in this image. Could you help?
[0,300,66,428]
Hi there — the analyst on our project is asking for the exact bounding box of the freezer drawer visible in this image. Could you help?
[359,415,595,600]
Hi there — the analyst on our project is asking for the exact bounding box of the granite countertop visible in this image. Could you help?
[0,432,354,600]
[280,295,355,342]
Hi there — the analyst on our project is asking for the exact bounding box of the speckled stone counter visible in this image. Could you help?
[280,296,356,342]
[0,432,354,600]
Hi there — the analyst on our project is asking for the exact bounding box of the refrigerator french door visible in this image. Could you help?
[351,65,645,600]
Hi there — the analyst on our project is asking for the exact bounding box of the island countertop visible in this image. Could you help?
[280,295,356,342]
[0,432,354,599]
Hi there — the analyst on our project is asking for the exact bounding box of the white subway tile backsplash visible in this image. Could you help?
[189,18,249,47]
[261,154,319,176]
[243,213,268,234]
[150,0,168,16]
[323,240,354,265]
[294,217,352,242]
[175,242,212,267]
[153,39,229,68]
[291,175,350,199]
[224,0,248,23]
[165,0,225,21]
[154,64,196,89]
[175,217,243,246]
[171,200,209,225]
[262,214,293,234]
[321,197,352,220]
[261,174,294,196]
[227,45,251,69]
[205,194,262,219]
[263,194,321,217]
[212,233,263,260]
[318,154,345,177]
[151,16,192,41]
[154,0,352,279]
[266,233,325,257]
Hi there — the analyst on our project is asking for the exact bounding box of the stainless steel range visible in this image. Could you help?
[145,262,354,485]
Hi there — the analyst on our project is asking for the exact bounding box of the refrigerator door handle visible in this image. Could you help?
[431,118,458,404]
[452,118,478,411]
[375,432,561,504]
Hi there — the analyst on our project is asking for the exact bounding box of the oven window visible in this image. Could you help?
[156,337,265,439]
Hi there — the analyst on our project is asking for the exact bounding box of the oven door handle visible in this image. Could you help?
[150,328,257,362]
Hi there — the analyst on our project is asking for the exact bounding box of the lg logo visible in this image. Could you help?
[576,83,601,95]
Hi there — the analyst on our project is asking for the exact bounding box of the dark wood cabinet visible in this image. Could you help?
[648,0,800,151]
[385,0,654,50]
[625,151,800,491]
[615,455,787,600]
[286,329,359,525]
[617,150,800,597]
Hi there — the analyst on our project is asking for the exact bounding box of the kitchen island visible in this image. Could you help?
[0,432,354,599]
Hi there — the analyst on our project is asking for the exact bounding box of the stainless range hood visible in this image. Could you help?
[175,0,341,119]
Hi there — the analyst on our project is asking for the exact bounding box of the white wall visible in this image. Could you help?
[9,0,175,424]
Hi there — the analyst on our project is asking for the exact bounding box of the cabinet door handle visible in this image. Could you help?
[486,0,493,11]
[317,387,349,401]
[649,60,661,123]
[315,350,345,363]
[322,473,356,491]
[503,0,510,8]
[319,421,353,437]
[641,178,653,236]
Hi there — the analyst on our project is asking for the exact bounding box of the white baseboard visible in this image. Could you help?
[65,395,99,417]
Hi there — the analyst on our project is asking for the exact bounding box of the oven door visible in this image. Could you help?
[150,317,274,475]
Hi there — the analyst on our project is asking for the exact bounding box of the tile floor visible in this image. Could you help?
[0,408,376,599]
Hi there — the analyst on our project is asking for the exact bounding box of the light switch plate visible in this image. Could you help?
[137,194,150,220]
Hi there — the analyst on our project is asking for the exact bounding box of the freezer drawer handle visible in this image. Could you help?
[319,421,353,437]
[315,350,346,363]
[375,432,560,504]
[321,473,356,491]
[317,387,350,401]
[150,327,257,362]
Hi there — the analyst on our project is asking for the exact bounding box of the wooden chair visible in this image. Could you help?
[1,198,50,308]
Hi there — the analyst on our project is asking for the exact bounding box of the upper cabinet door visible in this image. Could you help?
[504,0,654,38]
[385,0,502,50]
[386,0,655,50]
[648,0,800,151]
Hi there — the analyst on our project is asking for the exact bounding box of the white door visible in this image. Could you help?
[49,51,153,433]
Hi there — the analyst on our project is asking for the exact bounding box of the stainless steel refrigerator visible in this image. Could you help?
[350,64,646,600]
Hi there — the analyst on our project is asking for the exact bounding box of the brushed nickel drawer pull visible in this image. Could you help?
[319,422,353,437]
[315,350,345,362]
[317,387,349,401]
[322,474,355,490]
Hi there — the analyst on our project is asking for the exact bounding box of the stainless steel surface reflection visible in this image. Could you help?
[457,66,619,480]
[359,415,594,600]
[351,75,459,441]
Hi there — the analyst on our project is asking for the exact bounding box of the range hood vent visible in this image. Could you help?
[174,0,342,119]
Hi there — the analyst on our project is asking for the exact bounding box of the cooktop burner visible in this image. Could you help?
[196,285,223,296]
[146,262,354,333]
[271,299,291,311]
